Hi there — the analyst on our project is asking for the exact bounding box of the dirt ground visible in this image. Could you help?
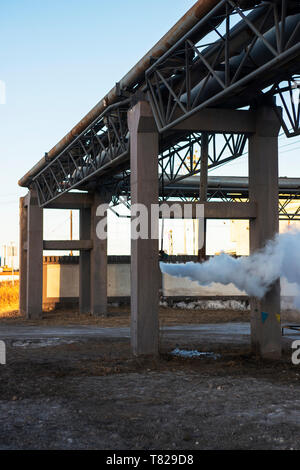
[0,304,250,326]
[0,306,299,450]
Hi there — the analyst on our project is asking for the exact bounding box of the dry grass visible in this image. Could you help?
[0,281,251,325]
[0,281,19,316]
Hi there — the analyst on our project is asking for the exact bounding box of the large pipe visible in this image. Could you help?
[19,0,220,187]
[181,13,300,106]
[165,175,300,190]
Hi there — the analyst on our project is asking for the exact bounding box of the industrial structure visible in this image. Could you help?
[19,0,300,359]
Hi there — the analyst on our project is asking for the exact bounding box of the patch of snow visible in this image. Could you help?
[171,300,249,311]
[171,348,221,360]
[12,338,75,348]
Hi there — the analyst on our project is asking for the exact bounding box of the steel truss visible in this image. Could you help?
[146,0,300,133]
[32,100,130,207]
[30,1,300,208]
[270,75,300,137]
[159,133,247,187]
[107,131,248,203]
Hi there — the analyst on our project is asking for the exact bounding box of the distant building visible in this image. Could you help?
[1,243,18,269]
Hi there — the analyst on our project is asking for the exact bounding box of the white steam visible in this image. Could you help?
[160,229,300,307]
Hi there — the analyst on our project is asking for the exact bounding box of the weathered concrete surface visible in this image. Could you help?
[249,106,282,359]
[90,191,108,317]
[128,101,159,356]
[19,197,27,316]
[26,190,43,320]
[79,207,91,314]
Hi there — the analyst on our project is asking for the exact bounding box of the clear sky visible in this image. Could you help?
[1,0,300,258]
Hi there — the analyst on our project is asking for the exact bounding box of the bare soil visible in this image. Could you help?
[0,305,250,327]
[0,307,299,450]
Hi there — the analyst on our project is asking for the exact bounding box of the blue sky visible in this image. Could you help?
[0,0,299,256]
[0,0,196,248]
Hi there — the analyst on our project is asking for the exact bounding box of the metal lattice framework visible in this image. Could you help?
[24,0,300,207]
[159,132,247,186]
[146,0,300,132]
[270,76,300,137]
[33,101,130,206]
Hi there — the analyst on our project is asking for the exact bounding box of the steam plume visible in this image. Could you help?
[160,229,300,307]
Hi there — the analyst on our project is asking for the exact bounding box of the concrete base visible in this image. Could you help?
[250,281,282,359]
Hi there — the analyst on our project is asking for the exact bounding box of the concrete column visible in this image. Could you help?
[26,189,43,319]
[249,105,281,359]
[79,207,91,314]
[19,196,28,316]
[128,101,159,356]
[90,191,108,316]
[198,132,208,262]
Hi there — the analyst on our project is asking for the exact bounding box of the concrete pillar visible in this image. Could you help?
[249,105,281,359]
[198,132,208,262]
[26,189,43,319]
[90,191,108,316]
[128,101,159,356]
[79,207,91,314]
[19,197,28,316]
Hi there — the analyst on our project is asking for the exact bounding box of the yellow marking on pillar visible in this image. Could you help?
[276,314,281,323]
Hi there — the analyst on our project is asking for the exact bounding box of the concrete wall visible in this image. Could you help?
[43,256,132,307]
[43,256,300,312]
[44,262,131,300]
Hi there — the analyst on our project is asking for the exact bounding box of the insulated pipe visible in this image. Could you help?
[19,0,220,187]
[181,13,300,106]
[164,175,300,190]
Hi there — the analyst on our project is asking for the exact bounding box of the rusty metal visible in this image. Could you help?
[19,0,219,188]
